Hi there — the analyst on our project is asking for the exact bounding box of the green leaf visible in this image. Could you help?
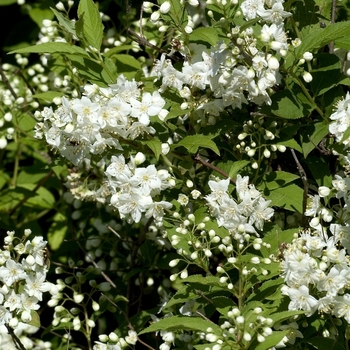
[253,330,289,350]
[78,0,104,50]
[0,0,17,5]
[173,135,220,155]
[307,155,333,188]
[263,183,304,213]
[300,121,329,158]
[51,7,77,37]
[28,311,41,328]
[29,5,54,28]
[114,54,141,72]
[139,316,222,335]
[229,160,250,179]
[103,45,136,57]
[32,91,64,102]
[295,21,350,59]
[270,89,314,119]
[257,171,300,191]
[9,42,89,56]
[141,139,162,161]
[48,213,68,251]
[189,27,225,47]
[307,337,345,350]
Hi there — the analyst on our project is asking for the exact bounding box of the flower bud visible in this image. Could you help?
[160,1,171,13]
[302,71,313,83]
[303,51,313,61]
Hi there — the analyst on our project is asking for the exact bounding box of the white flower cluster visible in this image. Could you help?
[329,91,350,147]
[280,227,350,321]
[205,175,274,240]
[35,75,175,223]
[151,1,292,116]
[35,74,167,167]
[0,229,56,348]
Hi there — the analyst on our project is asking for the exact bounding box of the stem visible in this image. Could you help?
[289,71,326,121]
[6,324,26,350]
[291,149,309,227]
[194,153,236,184]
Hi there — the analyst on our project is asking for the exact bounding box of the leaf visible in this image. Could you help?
[29,5,54,28]
[139,316,222,335]
[307,337,345,350]
[173,135,220,155]
[51,7,77,37]
[270,89,314,119]
[263,183,304,213]
[141,139,162,161]
[300,120,329,158]
[295,21,350,59]
[104,45,136,57]
[189,27,225,47]
[257,171,300,191]
[28,311,41,328]
[0,0,17,5]
[253,330,289,350]
[229,160,250,179]
[9,42,89,56]
[114,54,141,72]
[48,213,68,250]
[78,0,104,50]
[32,91,64,102]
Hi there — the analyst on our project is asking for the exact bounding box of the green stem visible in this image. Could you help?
[289,71,326,121]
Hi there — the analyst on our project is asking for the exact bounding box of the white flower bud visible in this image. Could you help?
[169,259,180,267]
[160,1,171,13]
[263,149,271,158]
[303,52,313,61]
[302,71,313,83]
[134,152,146,165]
[268,56,279,70]
[318,186,330,197]
[236,316,245,324]
[73,294,84,303]
[109,332,119,342]
[151,11,160,21]
[277,144,286,152]
[250,256,260,264]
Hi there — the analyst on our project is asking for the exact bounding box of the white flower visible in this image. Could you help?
[125,330,138,345]
[0,259,27,286]
[283,285,318,316]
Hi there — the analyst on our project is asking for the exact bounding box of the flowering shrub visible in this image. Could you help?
[2,0,350,349]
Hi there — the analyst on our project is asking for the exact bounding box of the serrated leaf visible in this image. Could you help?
[139,316,222,335]
[229,160,250,179]
[9,42,89,56]
[295,21,350,59]
[174,135,220,155]
[51,7,76,37]
[78,0,104,50]
[263,183,304,213]
[115,54,141,72]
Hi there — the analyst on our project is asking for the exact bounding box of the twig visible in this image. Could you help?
[6,324,26,350]
[194,153,236,184]
[0,60,18,100]
[328,0,337,53]
[290,149,308,227]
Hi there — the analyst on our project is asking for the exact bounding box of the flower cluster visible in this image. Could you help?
[329,91,350,147]
[0,229,56,348]
[150,0,292,122]
[280,227,350,322]
[35,75,175,223]
[35,74,167,167]
[205,175,274,240]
